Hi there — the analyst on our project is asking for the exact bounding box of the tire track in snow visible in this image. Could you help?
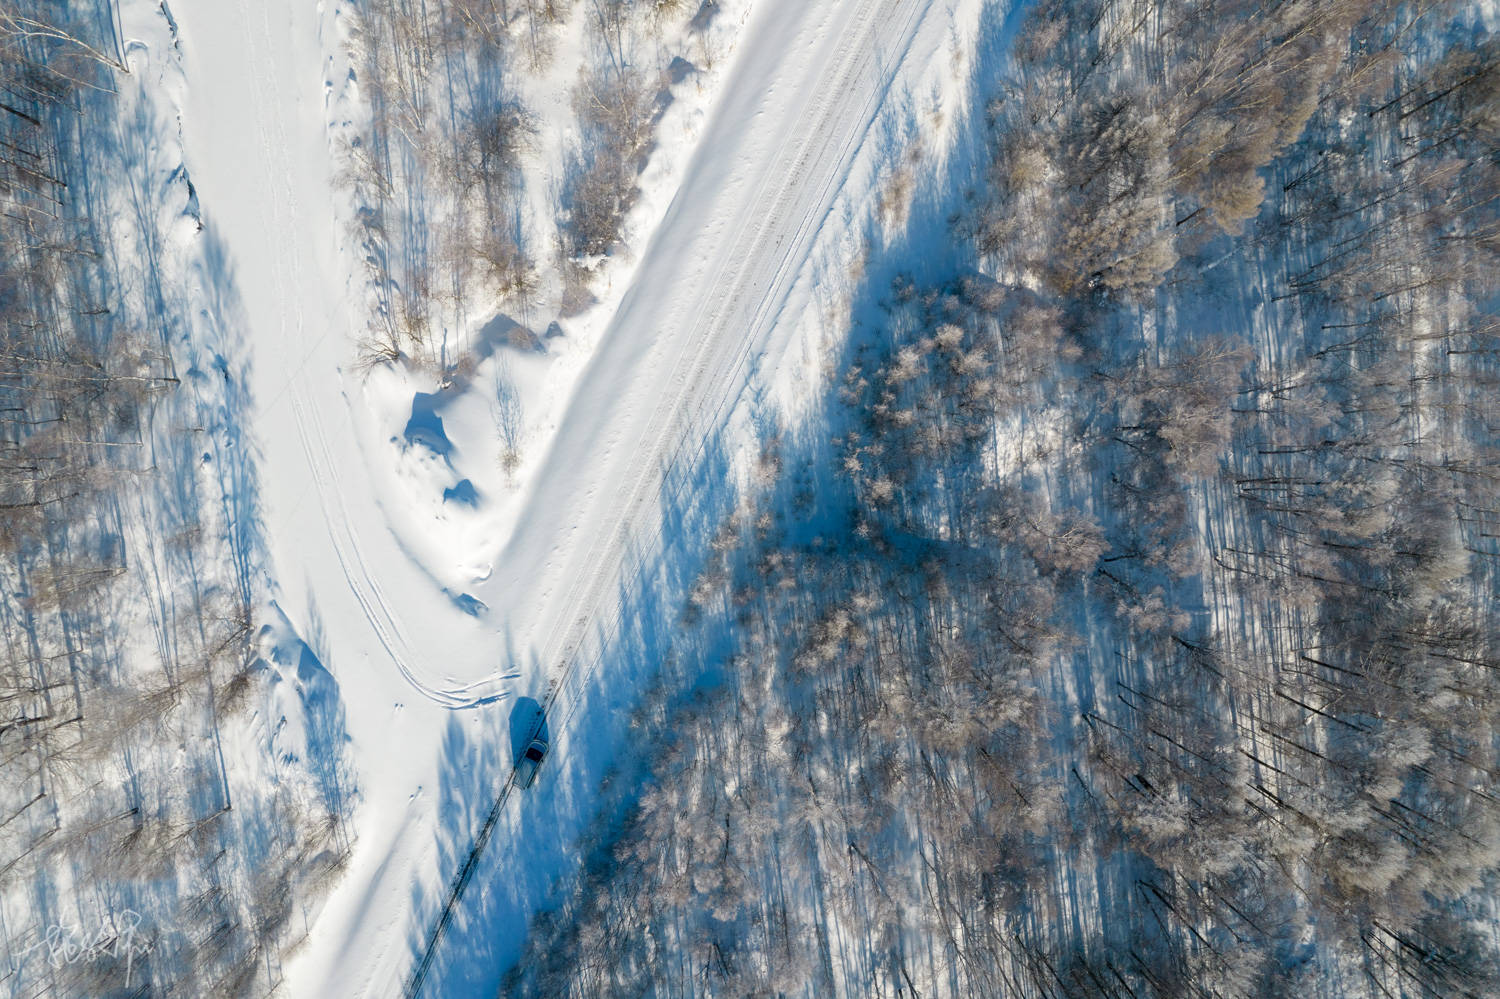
[233,0,481,709]
[526,0,929,721]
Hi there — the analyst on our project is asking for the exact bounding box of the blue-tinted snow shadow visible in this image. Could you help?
[405,392,455,457]
[509,696,547,764]
[406,417,739,997]
[443,478,480,506]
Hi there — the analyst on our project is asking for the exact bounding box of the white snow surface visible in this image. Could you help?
[128,0,988,992]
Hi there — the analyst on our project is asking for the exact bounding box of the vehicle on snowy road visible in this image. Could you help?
[516,737,548,789]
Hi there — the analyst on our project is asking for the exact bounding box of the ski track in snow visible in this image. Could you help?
[159,0,969,991]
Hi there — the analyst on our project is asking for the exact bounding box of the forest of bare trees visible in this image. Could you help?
[345,0,541,364]
[504,0,1500,995]
[345,0,705,367]
[0,4,351,995]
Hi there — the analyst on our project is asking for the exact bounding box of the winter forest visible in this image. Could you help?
[1,0,1498,997]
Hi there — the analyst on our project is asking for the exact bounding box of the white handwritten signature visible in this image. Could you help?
[9,909,153,987]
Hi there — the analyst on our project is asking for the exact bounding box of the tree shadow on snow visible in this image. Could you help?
[405,422,738,997]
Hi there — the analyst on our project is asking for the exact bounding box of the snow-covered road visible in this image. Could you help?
[490,0,935,714]
[160,0,976,991]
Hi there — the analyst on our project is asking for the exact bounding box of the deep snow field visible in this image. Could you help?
[97,0,988,993]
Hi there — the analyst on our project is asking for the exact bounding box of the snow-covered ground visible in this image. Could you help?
[111,0,989,992]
